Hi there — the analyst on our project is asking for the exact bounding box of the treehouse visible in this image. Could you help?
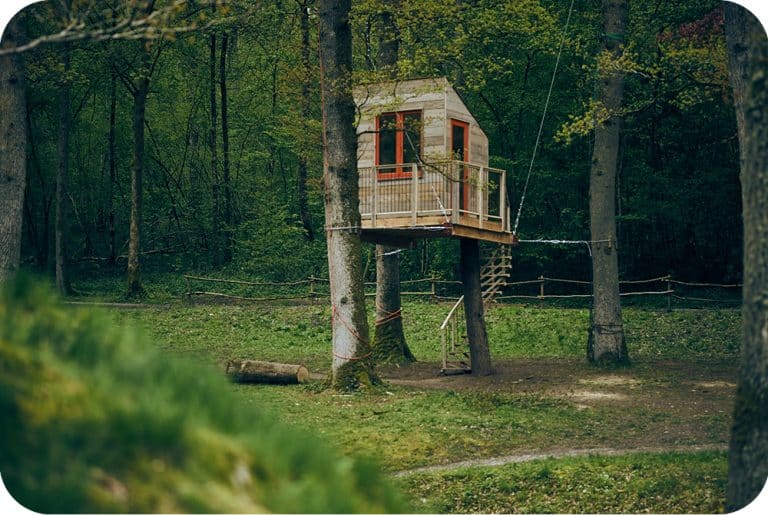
[355,77,515,247]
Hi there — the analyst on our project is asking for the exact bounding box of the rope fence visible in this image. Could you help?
[182,273,742,309]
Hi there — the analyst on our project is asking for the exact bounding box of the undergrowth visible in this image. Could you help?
[0,277,403,513]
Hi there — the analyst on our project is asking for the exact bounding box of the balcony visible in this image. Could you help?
[358,160,515,246]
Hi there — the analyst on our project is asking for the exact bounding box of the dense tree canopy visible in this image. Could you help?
[4,0,742,289]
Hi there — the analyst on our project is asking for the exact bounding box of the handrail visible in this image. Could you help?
[440,295,464,330]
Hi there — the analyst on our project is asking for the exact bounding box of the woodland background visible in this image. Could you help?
[12,0,743,291]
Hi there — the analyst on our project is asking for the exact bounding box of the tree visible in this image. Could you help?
[297,0,315,241]
[318,0,377,389]
[0,15,27,281]
[587,0,629,366]
[724,3,768,509]
[369,0,415,366]
[54,42,72,294]
[123,1,156,298]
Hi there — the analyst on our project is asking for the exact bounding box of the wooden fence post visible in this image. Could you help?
[539,275,545,299]
[309,275,315,297]
[431,274,437,301]
[666,275,672,312]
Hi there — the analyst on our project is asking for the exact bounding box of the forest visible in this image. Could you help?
[5,0,744,289]
[1,0,767,514]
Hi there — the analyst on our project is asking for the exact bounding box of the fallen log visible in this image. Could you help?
[225,359,310,385]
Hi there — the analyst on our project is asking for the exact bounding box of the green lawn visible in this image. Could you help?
[108,300,739,513]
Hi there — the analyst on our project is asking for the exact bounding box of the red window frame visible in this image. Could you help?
[376,110,422,180]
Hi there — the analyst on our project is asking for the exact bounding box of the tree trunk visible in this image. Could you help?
[371,0,414,365]
[724,5,768,510]
[587,0,629,366]
[55,44,72,295]
[108,68,117,266]
[297,0,314,241]
[373,246,415,364]
[209,26,221,268]
[126,42,150,298]
[226,360,309,384]
[220,32,232,262]
[376,0,399,75]
[319,0,377,390]
[0,17,27,282]
[461,238,492,375]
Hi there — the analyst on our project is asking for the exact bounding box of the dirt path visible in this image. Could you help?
[393,443,728,477]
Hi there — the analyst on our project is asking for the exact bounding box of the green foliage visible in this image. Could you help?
[400,452,727,513]
[0,277,403,513]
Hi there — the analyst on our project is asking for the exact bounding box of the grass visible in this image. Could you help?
[398,451,728,513]
[113,300,741,366]
[0,278,404,513]
[105,299,740,512]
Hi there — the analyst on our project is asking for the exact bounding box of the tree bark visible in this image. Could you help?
[319,0,377,390]
[108,68,117,265]
[370,0,414,365]
[461,238,492,375]
[297,0,314,241]
[587,0,629,366]
[55,44,72,295]
[373,246,415,364]
[226,360,309,385]
[724,4,768,510]
[220,32,232,262]
[126,41,151,298]
[0,17,27,281]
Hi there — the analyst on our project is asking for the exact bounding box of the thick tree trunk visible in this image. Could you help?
[319,0,377,390]
[297,0,314,241]
[724,5,768,510]
[55,44,71,295]
[220,32,232,262]
[108,68,117,265]
[371,0,414,364]
[461,238,492,375]
[226,360,309,385]
[126,43,150,298]
[587,0,629,366]
[373,246,415,364]
[0,18,27,281]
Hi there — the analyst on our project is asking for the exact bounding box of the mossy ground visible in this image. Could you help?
[109,298,740,512]
[0,278,404,513]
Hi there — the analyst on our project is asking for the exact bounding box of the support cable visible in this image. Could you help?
[512,0,576,236]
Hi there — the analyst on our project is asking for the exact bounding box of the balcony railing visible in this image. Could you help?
[358,161,510,232]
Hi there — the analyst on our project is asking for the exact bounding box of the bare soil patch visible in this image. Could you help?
[378,358,738,451]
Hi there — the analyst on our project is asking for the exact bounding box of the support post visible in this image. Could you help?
[460,238,492,375]
[371,167,378,227]
[539,275,545,299]
[478,167,485,228]
[451,162,461,224]
[411,163,419,225]
[500,171,507,231]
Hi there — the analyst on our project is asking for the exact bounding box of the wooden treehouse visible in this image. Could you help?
[354,77,515,247]
[355,77,516,375]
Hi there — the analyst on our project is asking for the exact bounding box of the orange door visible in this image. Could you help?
[451,120,469,211]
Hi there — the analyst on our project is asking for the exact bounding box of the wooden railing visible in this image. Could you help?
[358,160,510,232]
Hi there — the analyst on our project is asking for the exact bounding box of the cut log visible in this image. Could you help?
[225,360,310,385]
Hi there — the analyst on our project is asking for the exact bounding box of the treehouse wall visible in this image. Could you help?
[354,77,489,168]
[354,77,490,219]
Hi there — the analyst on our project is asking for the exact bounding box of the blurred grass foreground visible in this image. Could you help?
[0,277,402,513]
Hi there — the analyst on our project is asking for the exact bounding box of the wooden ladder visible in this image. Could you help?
[441,244,512,373]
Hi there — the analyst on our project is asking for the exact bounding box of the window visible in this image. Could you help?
[376,110,422,179]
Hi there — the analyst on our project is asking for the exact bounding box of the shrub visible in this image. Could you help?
[0,277,402,513]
